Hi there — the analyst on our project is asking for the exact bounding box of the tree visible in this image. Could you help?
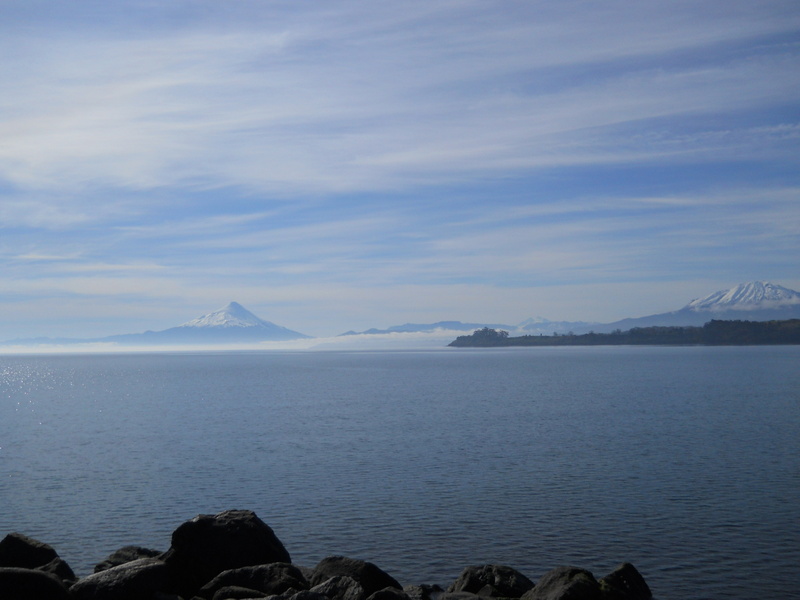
[473,327,509,340]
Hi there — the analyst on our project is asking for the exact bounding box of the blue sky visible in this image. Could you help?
[1,0,799,339]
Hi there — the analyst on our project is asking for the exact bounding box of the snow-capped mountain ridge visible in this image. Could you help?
[685,281,800,312]
[180,302,274,328]
[587,281,800,333]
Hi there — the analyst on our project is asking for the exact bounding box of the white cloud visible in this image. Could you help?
[12,253,80,261]
[60,262,169,273]
[1,2,797,196]
[0,1,798,340]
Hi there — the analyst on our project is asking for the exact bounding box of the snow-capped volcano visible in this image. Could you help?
[0,302,311,346]
[160,301,311,341]
[685,281,800,312]
[99,302,311,344]
[591,281,800,332]
[180,302,276,328]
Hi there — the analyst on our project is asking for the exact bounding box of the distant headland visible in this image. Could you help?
[448,319,800,347]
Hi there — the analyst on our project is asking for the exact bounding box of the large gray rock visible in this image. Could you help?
[522,566,602,600]
[598,563,652,600]
[310,557,401,598]
[94,545,163,573]
[198,563,309,599]
[70,557,169,600]
[160,509,291,598]
[448,565,535,598]
[0,566,72,600]
[311,574,366,600]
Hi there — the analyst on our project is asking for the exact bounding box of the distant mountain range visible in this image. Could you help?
[2,281,799,347]
[341,281,800,337]
[339,321,515,336]
[339,317,597,337]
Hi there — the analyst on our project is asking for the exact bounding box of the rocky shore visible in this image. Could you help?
[0,509,653,600]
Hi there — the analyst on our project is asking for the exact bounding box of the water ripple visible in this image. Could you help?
[0,347,798,600]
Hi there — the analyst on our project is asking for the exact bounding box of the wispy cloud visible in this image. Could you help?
[0,1,798,338]
[13,253,81,262]
[2,2,797,195]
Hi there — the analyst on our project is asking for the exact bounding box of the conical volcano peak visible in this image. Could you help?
[180,302,272,328]
[220,301,257,319]
[685,281,800,312]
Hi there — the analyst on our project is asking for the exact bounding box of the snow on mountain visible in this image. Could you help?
[149,301,311,341]
[5,283,799,349]
[517,317,552,327]
[0,302,312,347]
[103,302,311,344]
[180,301,275,328]
[685,281,800,312]
[591,281,800,333]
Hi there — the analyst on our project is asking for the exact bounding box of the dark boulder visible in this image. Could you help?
[403,584,444,600]
[0,532,59,568]
[0,532,76,584]
[599,563,652,600]
[70,557,169,600]
[0,566,72,600]
[160,509,291,598]
[522,566,602,600]
[38,557,77,583]
[260,592,329,600]
[365,587,412,600]
[310,574,366,600]
[198,563,309,599]
[448,565,535,598]
[94,545,163,573]
[210,585,269,599]
[310,556,401,598]
[298,565,316,581]
[285,591,332,600]
[436,593,481,600]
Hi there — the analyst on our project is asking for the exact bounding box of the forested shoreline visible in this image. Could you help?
[448,319,800,347]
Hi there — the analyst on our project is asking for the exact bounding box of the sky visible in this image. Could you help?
[1,0,799,340]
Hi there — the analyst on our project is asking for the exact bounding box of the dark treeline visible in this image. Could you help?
[448,319,800,347]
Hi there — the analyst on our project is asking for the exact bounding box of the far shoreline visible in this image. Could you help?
[448,319,800,347]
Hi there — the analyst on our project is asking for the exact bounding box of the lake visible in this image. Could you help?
[1,346,798,599]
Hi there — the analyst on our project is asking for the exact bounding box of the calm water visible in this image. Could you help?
[1,346,798,599]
